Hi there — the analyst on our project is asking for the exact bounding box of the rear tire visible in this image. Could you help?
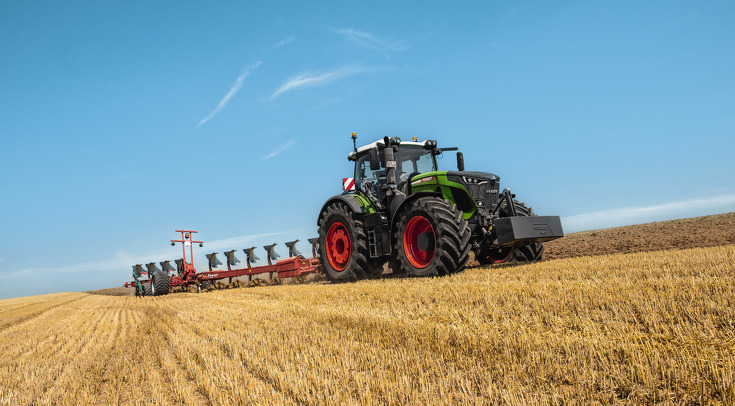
[476,200,545,264]
[394,197,471,276]
[151,271,170,296]
[142,282,152,296]
[318,202,370,282]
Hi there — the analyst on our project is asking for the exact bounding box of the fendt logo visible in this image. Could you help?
[533,224,551,235]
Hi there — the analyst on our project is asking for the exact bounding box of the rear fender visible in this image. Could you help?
[317,193,372,224]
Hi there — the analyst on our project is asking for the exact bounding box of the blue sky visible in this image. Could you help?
[1,1,734,299]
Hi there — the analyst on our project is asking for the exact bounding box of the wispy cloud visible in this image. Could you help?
[270,66,364,100]
[336,28,409,52]
[274,37,295,48]
[257,139,297,161]
[197,60,263,128]
[562,193,735,232]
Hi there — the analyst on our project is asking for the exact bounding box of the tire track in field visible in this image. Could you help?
[0,295,113,404]
[0,294,86,331]
[118,299,178,405]
[150,299,212,406]
[165,295,304,405]
[0,294,103,362]
[40,296,128,403]
[94,303,136,405]
[151,295,300,405]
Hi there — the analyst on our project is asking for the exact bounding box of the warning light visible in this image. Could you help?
[413,137,418,142]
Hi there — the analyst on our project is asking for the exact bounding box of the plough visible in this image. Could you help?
[126,230,322,296]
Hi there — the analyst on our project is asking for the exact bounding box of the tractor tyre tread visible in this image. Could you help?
[317,202,370,282]
[394,197,471,277]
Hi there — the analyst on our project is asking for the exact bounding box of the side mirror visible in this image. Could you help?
[369,147,381,170]
[456,152,465,171]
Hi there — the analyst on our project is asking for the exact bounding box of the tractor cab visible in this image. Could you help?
[350,138,447,207]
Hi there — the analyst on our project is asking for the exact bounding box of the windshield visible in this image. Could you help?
[355,146,437,187]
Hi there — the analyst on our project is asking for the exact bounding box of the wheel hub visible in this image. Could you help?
[417,231,433,251]
[326,222,351,271]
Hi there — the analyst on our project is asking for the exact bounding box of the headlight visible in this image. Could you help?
[462,176,488,185]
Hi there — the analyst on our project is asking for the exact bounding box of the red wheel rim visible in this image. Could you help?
[404,216,435,268]
[483,247,514,264]
[326,222,351,271]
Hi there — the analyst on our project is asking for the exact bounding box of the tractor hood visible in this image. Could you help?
[445,171,501,215]
[445,171,500,183]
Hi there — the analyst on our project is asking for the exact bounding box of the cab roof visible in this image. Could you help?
[348,139,431,160]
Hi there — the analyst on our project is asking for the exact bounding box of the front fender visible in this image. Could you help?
[389,191,443,233]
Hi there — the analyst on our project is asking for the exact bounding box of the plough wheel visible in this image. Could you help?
[143,283,152,296]
[394,197,471,276]
[151,270,170,296]
[318,201,370,282]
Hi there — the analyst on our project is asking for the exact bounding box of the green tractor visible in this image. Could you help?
[316,134,564,282]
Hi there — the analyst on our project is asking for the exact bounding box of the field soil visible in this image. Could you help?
[544,212,735,260]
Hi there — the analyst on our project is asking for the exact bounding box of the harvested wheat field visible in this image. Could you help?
[1,216,734,405]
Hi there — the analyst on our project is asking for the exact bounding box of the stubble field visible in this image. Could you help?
[1,214,734,405]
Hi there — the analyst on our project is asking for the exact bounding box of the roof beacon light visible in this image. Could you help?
[413,136,418,142]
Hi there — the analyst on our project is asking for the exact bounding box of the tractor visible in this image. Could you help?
[316,134,564,282]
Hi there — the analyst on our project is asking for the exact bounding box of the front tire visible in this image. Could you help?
[317,202,370,282]
[394,197,471,276]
